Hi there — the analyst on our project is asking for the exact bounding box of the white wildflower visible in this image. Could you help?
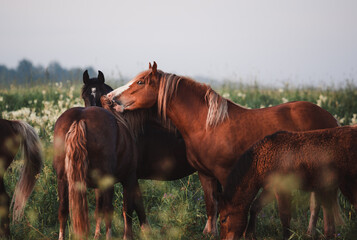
[222,92,230,99]
[237,92,246,99]
[317,94,328,107]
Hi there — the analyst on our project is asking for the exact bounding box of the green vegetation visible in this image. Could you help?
[1,82,357,239]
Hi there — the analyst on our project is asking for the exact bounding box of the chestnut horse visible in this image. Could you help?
[53,107,147,240]
[107,62,339,237]
[219,126,357,239]
[81,70,195,180]
[0,119,43,237]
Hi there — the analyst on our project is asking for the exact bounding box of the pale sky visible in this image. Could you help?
[1,0,357,86]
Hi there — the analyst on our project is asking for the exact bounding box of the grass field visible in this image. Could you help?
[1,81,357,239]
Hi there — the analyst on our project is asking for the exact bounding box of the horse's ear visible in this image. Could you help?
[152,61,157,75]
[83,70,90,84]
[149,62,152,69]
[98,70,105,83]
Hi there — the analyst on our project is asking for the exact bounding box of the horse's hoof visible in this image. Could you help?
[203,227,218,237]
[243,232,257,240]
[141,223,151,232]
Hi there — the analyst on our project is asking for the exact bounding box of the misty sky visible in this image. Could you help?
[1,0,357,86]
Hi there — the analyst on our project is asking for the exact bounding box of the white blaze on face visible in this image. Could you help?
[91,87,96,99]
[107,79,135,100]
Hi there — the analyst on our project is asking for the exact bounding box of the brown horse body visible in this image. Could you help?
[53,107,147,239]
[107,62,339,236]
[0,119,43,237]
[220,126,357,239]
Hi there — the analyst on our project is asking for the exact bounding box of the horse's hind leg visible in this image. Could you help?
[103,187,114,240]
[93,187,114,240]
[57,178,69,240]
[315,190,338,239]
[340,179,357,211]
[307,192,321,238]
[275,191,292,240]
[94,189,103,239]
[198,172,219,236]
[0,177,10,237]
[245,188,275,240]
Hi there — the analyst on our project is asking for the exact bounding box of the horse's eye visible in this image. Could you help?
[137,80,144,85]
[221,217,227,224]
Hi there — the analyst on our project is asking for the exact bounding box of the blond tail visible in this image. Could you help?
[10,121,43,222]
[65,120,89,238]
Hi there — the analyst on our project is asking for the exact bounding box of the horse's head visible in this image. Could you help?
[107,62,159,112]
[81,70,113,107]
[218,196,247,240]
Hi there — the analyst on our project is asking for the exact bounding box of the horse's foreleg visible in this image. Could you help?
[122,175,137,240]
[244,188,275,240]
[57,178,69,240]
[132,179,149,231]
[0,177,10,238]
[275,191,292,240]
[198,172,219,236]
[307,192,321,238]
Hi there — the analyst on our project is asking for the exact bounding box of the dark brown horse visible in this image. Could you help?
[0,119,43,237]
[53,107,148,240]
[219,126,357,239]
[81,70,195,180]
[106,62,339,237]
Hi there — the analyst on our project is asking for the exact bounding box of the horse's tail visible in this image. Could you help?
[65,120,89,238]
[10,120,43,222]
[332,194,345,226]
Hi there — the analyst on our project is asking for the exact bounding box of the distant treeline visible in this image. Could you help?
[0,59,96,85]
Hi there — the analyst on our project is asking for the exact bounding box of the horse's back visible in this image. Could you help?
[0,119,20,160]
[0,119,15,139]
[277,101,338,130]
[237,101,338,133]
[54,107,117,136]
[256,127,357,183]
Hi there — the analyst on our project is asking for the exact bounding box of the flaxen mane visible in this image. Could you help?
[205,88,229,129]
[157,72,182,129]
[156,71,229,129]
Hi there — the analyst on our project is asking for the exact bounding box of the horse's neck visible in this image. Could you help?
[165,80,209,138]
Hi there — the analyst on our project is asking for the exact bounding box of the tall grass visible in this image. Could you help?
[1,81,357,239]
